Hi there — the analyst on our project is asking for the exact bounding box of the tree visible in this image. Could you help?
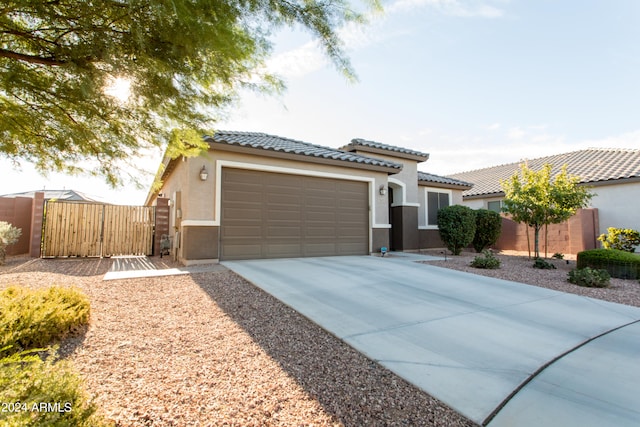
[472,209,502,253]
[500,163,593,259]
[1,0,376,185]
[437,205,476,255]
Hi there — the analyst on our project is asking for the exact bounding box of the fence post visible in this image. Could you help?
[154,198,170,256]
[29,192,45,258]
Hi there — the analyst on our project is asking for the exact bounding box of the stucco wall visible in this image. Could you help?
[0,196,33,255]
[590,181,640,236]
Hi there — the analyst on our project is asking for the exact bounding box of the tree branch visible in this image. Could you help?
[0,48,66,66]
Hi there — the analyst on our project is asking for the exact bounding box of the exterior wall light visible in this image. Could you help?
[379,185,387,196]
[199,165,209,181]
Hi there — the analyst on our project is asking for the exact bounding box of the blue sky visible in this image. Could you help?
[1,0,639,204]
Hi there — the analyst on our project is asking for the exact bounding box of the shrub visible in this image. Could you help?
[0,286,90,357]
[0,221,22,265]
[470,250,501,269]
[472,209,502,253]
[597,227,640,252]
[577,248,640,279]
[0,349,111,427]
[437,205,476,255]
[533,257,556,269]
[567,267,611,288]
[552,253,564,260]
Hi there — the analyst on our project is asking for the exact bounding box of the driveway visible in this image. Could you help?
[223,254,640,426]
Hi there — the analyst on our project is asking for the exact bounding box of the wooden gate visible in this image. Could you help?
[42,201,155,257]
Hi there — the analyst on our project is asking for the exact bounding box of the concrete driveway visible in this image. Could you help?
[222,254,640,426]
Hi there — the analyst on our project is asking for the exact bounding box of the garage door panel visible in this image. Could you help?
[221,225,262,237]
[221,168,368,260]
[266,226,302,237]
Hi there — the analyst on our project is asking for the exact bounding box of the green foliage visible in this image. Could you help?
[533,257,556,269]
[470,250,501,269]
[0,0,377,186]
[0,222,22,265]
[437,205,476,255]
[0,349,112,427]
[577,249,640,279]
[501,163,593,258]
[567,267,611,288]
[472,209,502,252]
[552,252,564,259]
[597,227,640,252]
[0,286,90,357]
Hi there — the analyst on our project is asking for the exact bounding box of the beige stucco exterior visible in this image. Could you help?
[151,148,394,264]
[148,137,473,263]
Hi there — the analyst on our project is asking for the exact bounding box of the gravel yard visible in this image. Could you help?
[420,249,640,308]
[2,251,639,426]
[0,256,474,427]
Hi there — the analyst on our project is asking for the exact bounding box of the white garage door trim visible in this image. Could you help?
[211,160,385,252]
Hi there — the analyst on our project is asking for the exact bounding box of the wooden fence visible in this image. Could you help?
[42,202,155,257]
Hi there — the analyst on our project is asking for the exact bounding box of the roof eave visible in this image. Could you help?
[344,144,429,163]
[210,141,402,174]
[419,181,473,190]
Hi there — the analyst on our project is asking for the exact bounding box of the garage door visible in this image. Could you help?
[220,168,369,260]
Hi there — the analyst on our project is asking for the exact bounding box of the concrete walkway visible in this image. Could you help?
[223,255,640,426]
[103,256,223,280]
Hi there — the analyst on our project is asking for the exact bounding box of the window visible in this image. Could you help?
[427,191,450,226]
[487,200,503,213]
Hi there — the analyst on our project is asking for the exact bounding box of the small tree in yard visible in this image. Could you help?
[501,163,593,259]
[0,221,21,265]
[472,209,502,252]
[437,205,476,255]
[598,227,640,252]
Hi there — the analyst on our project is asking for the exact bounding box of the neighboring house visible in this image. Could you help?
[0,189,106,203]
[448,148,640,248]
[146,131,471,264]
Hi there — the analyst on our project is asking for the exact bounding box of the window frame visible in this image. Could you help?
[423,187,452,229]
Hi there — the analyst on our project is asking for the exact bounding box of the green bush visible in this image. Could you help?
[0,349,111,427]
[552,253,564,260]
[567,267,611,288]
[577,249,640,279]
[0,221,22,265]
[470,250,501,269]
[597,227,640,252]
[0,286,90,357]
[472,209,502,253]
[533,257,556,269]
[437,205,476,255]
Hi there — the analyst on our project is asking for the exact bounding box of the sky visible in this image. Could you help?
[1,0,639,205]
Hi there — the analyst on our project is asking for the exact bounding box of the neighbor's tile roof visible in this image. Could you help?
[206,131,402,170]
[343,138,430,159]
[0,189,106,203]
[449,148,640,198]
[417,171,473,189]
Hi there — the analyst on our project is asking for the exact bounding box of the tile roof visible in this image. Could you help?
[0,189,106,203]
[449,148,640,198]
[206,131,402,171]
[343,138,430,160]
[417,171,473,189]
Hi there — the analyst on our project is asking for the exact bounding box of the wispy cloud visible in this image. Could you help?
[266,0,508,78]
[410,125,639,176]
[387,0,506,18]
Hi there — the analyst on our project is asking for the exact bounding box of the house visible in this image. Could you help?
[146,131,471,264]
[448,148,640,253]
